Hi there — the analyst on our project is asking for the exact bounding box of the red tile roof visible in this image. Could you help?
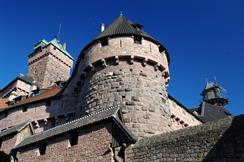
[0,86,61,112]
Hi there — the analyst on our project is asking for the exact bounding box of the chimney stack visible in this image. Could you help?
[63,42,67,50]
[101,23,105,32]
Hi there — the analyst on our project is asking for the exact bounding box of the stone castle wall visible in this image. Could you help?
[0,134,17,154]
[28,44,73,88]
[15,123,114,162]
[60,37,172,137]
[0,99,77,133]
[168,98,201,130]
[126,115,244,162]
[79,61,172,137]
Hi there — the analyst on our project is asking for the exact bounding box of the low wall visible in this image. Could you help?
[126,115,244,162]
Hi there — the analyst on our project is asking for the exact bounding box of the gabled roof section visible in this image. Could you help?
[0,75,33,94]
[17,75,33,85]
[191,102,232,122]
[13,105,136,150]
[0,85,61,112]
[30,38,73,60]
[0,121,31,138]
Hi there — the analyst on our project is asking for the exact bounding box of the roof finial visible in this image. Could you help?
[214,76,217,84]
[120,11,123,16]
[205,77,209,84]
[57,23,62,40]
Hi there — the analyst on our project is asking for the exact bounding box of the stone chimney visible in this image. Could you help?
[63,42,67,50]
[101,23,105,32]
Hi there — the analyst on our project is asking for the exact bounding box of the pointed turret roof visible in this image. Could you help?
[96,16,155,41]
[83,15,170,62]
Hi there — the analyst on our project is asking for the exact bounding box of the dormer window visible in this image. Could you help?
[134,36,142,44]
[100,38,108,46]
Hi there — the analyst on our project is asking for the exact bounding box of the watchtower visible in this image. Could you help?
[68,16,172,137]
[28,38,74,88]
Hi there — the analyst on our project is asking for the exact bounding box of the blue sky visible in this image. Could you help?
[0,0,243,115]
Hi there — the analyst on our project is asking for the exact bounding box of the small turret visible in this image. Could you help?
[201,82,228,107]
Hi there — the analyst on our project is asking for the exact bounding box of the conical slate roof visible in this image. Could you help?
[83,15,170,62]
[96,16,155,41]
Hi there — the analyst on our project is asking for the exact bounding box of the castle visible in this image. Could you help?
[0,15,243,162]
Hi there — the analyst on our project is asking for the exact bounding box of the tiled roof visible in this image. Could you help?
[0,75,32,94]
[0,98,8,109]
[95,16,169,62]
[17,75,33,85]
[14,105,136,149]
[0,86,61,112]
[96,16,154,41]
[190,102,232,122]
[0,121,30,138]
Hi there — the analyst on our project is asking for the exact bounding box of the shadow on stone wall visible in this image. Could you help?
[202,115,244,162]
[0,151,10,162]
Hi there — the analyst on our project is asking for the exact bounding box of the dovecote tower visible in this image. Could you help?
[28,38,74,88]
[69,16,171,137]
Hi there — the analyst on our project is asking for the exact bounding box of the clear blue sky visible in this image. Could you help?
[0,0,243,115]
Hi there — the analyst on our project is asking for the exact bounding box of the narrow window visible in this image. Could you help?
[134,36,142,44]
[101,38,108,46]
[68,130,78,147]
[38,141,47,155]
[22,105,28,112]
[120,40,122,47]
[0,138,2,149]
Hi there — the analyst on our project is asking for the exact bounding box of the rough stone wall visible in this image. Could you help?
[28,44,73,88]
[15,80,31,96]
[15,123,114,162]
[0,96,77,133]
[126,115,244,162]
[80,62,171,137]
[0,134,17,154]
[0,102,47,131]
[0,79,30,99]
[167,98,201,130]
[59,37,171,138]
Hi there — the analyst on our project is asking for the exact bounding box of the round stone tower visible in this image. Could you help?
[71,16,171,137]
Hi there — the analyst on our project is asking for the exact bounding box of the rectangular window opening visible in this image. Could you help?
[68,130,79,147]
[22,105,28,112]
[134,36,142,44]
[38,141,47,156]
[101,38,108,46]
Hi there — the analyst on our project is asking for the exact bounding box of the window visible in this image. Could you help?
[38,141,47,155]
[22,105,28,112]
[134,36,142,44]
[100,38,108,46]
[68,130,78,147]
